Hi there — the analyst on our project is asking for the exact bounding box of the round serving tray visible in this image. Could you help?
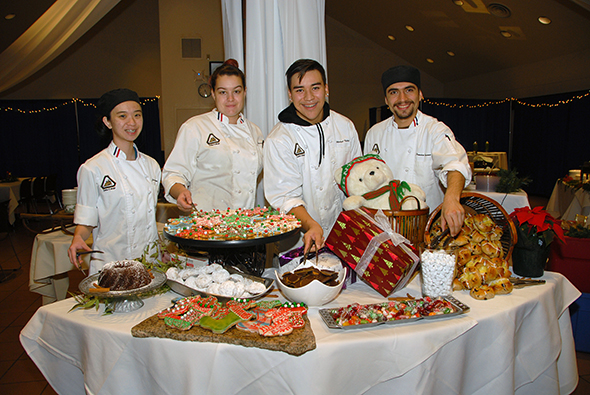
[79,271,167,298]
[163,227,300,249]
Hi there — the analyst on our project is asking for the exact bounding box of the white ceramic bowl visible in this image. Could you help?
[275,263,346,307]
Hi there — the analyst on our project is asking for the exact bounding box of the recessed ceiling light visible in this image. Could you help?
[500,30,512,38]
[387,35,396,41]
[538,16,551,25]
[405,25,415,32]
[453,0,464,5]
[447,51,455,56]
[5,14,16,20]
[426,58,434,63]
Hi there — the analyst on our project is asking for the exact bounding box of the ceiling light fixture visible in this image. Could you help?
[452,0,464,6]
[447,51,455,56]
[538,16,551,25]
[387,35,395,41]
[426,58,434,63]
[405,25,415,32]
[5,14,16,20]
[500,30,512,38]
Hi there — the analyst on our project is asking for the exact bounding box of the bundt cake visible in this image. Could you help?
[98,260,152,291]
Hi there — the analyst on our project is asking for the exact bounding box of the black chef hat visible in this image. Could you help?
[97,88,140,118]
[381,65,421,94]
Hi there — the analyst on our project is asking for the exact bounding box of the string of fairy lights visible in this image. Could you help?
[421,89,590,109]
[0,96,160,114]
[1,90,588,113]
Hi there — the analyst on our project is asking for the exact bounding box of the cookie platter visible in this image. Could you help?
[163,227,299,249]
[166,265,274,303]
[319,296,470,330]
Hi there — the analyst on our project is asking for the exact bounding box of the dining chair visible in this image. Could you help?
[18,178,33,213]
[0,200,22,282]
[32,176,53,214]
[45,174,62,210]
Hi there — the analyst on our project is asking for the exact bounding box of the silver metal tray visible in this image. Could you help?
[319,296,470,330]
[166,266,274,303]
[79,271,167,298]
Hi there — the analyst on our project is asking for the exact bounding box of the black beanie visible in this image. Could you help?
[97,88,140,117]
[381,65,421,94]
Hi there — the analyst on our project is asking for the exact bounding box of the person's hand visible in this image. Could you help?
[68,235,92,269]
[176,189,195,212]
[440,198,465,237]
[303,221,325,255]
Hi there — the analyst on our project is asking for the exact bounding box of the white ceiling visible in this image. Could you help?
[1,0,589,85]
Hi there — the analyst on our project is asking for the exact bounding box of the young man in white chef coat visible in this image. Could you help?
[364,65,471,236]
[264,59,362,253]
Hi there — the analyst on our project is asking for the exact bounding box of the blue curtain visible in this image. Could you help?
[0,97,163,191]
[512,89,590,197]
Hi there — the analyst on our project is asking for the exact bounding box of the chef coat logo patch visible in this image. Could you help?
[294,143,305,157]
[206,133,221,146]
[101,175,116,191]
[371,144,380,155]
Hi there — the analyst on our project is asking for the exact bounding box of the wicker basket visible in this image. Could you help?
[362,196,429,246]
[424,192,517,260]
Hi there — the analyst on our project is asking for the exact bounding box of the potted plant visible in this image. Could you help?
[509,206,565,277]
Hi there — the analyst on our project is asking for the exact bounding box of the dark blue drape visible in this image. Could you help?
[0,97,163,191]
[512,90,590,197]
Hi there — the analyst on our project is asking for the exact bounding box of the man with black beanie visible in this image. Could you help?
[364,65,471,236]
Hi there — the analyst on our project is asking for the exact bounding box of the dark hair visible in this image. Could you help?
[285,59,326,90]
[209,59,245,90]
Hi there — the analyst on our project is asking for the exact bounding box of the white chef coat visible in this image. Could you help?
[74,141,161,274]
[162,110,263,211]
[264,110,362,238]
[364,110,471,211]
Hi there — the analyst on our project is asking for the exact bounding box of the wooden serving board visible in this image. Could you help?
[131,314,316,356]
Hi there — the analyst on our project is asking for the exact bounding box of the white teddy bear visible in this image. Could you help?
[335,154,427,211]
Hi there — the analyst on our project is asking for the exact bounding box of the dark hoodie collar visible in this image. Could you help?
[278,102,331,126]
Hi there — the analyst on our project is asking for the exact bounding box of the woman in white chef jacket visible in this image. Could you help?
[162,59,264,212]
[67,89,161,275]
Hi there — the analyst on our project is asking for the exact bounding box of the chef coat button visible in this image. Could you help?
[250,171,255,175]
[405,168,409,173]
[132,209,136,214]
[328,139,333,143]
[407,148,412,154]
[319,187,324,191]
[249,189,253,193]
[237,190,242,194]
[236,149,240,154]
[124,175,128,179]
[324,206,329,210]
[384,148,388,152]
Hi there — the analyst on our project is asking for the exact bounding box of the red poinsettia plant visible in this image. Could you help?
[510,206,565,248]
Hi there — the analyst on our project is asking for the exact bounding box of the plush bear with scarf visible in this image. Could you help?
[335,154,427,211]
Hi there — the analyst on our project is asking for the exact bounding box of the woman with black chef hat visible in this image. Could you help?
[67,88,161,275]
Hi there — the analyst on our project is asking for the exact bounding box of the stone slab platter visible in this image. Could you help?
[131,313,316,356]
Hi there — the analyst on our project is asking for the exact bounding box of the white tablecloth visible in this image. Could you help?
[547,181,590,220]
[20,271,580,395]
[28,231,90,304]
[465,188,530,215]
[0,177,28,224]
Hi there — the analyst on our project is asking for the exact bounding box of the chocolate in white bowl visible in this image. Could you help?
[275,261,346,307]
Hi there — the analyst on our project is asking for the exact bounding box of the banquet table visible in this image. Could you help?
[546,180,590,220]
[29,230,90,304]
[467,151,508,170]
[20,270,580,395]
[0,177,29,224]
[465,187,530,215]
